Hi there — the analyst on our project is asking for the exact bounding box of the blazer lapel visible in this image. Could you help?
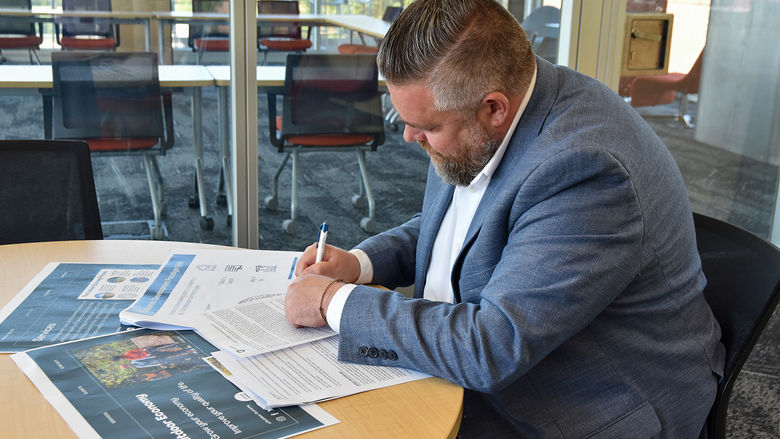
[452,57,560,298]
[415,174,454,298]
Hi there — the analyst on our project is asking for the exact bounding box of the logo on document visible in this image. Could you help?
[196,264,217,271]
[255,265,277,273]
[224,265,243,272]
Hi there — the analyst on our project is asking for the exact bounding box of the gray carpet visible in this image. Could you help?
[1,86,778,438]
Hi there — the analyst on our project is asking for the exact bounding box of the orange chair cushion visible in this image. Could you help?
[86,137,159,152]
[337,44,379,55]
[60,37,116,50]
[260,38,312,51]
[195,37,229,52]
[276,116,373,146]
[0,35,42,49]
[629,73,685,107]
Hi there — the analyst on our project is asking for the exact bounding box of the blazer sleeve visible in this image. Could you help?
[337,146,645,393]
[353,213,421,290]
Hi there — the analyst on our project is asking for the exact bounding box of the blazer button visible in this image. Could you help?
[388,350,398,361]
[378,349,387,359]
[368,347,379,358]
[358,346,369,357]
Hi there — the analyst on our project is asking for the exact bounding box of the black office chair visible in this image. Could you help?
[0,139,102,244]
[188,0,230,64]
[264,53,385,234]
[257,0,312,65]
[693,212,780,439]
[55,0,120,51]
[50,51,174,240]
[0,0,43,64]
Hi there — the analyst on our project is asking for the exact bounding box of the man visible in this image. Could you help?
[285,0,725,437]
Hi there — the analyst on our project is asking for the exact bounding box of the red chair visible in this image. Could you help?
[50,52,175,239]
[627,49,704,128]
[264,54,385,234]
[0,0,42,64]
[257,1,312,65]
[189,0,230,64]
[55,0,119,51]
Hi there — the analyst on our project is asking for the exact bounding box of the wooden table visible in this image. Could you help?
[0,240,463,438]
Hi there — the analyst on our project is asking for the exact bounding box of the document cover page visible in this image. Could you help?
[12,329,335,438]
[0,263,159,352]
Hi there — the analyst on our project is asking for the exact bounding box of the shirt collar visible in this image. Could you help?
[468,66,538,188]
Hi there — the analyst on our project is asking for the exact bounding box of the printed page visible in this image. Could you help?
[11,328,338,438]
[190,295,335,358]
[120,249,300,330]
[0,262,159,353]
[209,336,430,409]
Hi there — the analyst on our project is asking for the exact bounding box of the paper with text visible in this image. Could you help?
[120,249,335,357]
[209,336,430,409]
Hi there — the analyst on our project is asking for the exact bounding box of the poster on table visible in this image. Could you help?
[12,328,337,438]
[0,263,159,352]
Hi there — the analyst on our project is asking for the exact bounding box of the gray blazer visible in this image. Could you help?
[340,57,725,438]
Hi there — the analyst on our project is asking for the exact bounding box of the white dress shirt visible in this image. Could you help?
[326,69,537,332]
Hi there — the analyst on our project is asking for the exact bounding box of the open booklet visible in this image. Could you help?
[119,249,335,357]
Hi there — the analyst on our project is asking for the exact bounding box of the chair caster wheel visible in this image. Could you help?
[360,217,375,233]
[264,195,278,210]
[200,216,214,231]
[216,194,227,207]
[188,196,199,209]
[282,219,296,234]
[352,193,366,208]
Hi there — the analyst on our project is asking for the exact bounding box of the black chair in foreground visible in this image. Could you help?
[693,212,780,439]
[49,51,177,240]
[264,53,385,234]
[0,139,102,244]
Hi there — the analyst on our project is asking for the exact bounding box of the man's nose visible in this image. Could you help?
[403,125,424,143]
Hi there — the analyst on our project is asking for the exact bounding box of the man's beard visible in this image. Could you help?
[418,119,501,186]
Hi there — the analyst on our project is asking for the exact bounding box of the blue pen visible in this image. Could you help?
[315,222,328,263]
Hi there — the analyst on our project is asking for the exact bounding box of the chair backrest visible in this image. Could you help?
[382,6,403,23]
[258,0,303,40]
[693,212,780,439]
[0,0,36,36]
[280,53,384,146]
[679,49,704,94]
[0,139,102,244]
[59,0,114,38]
[188,0,229,49]
[50,51,171,151]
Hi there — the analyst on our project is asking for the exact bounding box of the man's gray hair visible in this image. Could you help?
[378,0,536,113]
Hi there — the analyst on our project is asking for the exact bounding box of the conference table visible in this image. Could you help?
[0,240,463,438]
[153,12,391,64]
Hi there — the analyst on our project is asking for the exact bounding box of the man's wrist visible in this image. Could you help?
[319,279,343,322]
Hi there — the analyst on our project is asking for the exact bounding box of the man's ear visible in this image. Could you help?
[478,92,511,128]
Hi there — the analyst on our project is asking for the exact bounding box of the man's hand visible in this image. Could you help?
[285,273,344,328]
[294,243,361,282]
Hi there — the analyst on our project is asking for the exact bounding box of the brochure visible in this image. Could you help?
[0,263,159,352]
[11,328,338,438]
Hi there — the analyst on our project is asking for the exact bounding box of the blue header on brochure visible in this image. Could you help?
[125,254,195,316]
